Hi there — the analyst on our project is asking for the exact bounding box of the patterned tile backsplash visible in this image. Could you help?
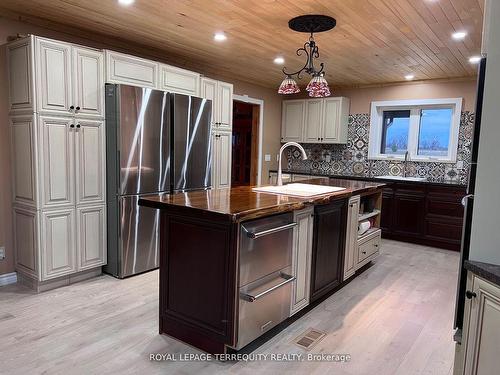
[286,112,474,185]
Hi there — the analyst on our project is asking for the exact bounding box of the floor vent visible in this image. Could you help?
[294,328,326,350]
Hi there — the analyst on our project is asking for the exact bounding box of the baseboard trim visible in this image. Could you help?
[0,272,17,286]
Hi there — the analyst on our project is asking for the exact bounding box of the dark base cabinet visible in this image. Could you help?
[310,199,347,302]
[381,183,466,251]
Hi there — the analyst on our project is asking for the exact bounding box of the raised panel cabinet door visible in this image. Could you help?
[77,205,106,270]
[304,99,323,143]
[36,38,72,114]
[217,81,233,130]
[105,50,158,88]
[211,132,219,188]
[40,116,75,208]
[201,78,218,126]
[160,64,200,96]
[73,47,105,118]
[13,206,39,279]
[216,131,232,188]
[10,115,38,208]
[41,208,76,280]
[7,37,34,113]
[310,199,347,302]
[75,119,105,205]
[291,207,314,315]
[393,191,425,237]
[464,276,500,375]
[281,100,305,142]
[344,195,360,281]
[380,187,395,234]
[322,97,340,143]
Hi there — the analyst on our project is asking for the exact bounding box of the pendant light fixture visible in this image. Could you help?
[278,15,336,98]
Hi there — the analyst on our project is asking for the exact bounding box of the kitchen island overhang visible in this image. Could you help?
[138,178,385,354]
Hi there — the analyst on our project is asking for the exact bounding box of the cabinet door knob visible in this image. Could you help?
[76,123,81,129]
[465,290,477,299]
[70,124,75,128]
[76,106,81,112]
[69,105,75,111]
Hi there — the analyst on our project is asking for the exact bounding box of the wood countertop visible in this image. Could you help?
[138,178,385,222]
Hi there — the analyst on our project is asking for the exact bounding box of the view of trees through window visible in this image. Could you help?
[381,110,410,155]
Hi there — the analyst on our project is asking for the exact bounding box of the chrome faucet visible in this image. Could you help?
[403,151,410,177]
[277,142,307,186]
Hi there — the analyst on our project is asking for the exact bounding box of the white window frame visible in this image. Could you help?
[368,98,463,163]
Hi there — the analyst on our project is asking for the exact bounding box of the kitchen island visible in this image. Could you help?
[139,178,384,354]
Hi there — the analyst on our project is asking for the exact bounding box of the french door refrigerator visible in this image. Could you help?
[104,84,212,278]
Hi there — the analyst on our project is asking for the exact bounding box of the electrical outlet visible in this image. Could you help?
[265,154,271,162]
[0,246,5,260]
[456,161,464,169]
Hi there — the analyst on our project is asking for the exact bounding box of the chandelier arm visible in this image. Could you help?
[282,43,312,78]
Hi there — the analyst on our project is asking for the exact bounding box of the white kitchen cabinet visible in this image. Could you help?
[281,100,305,143]
[201,78,233,131]
[39,116,75,209]
[269,172,291,185]
[77,205,106,271]
[356,228,381,269]
[73,47,105,118]
[35,38,73,115]
[6,37,34,113]
[323,97,349,143]
[105,50,158,88]
[212,130,232,189]
[344,195,360,281]
[461,273,500,375]
[75,119,105,205]
[304,99,323,142]
[160,64,200,96]
[291,207,314,315]
[41,208,77,280]
[13,206,39,279]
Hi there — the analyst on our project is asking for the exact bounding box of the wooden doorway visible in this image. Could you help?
[232,100,260,186]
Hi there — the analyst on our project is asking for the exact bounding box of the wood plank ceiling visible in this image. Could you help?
[0,0,484,89]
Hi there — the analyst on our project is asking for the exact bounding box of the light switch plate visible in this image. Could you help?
[0,247,5,260]
[456,161,464,169]
[265,154,271,162]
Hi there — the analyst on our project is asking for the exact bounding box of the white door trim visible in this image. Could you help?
[0,272,18,287]
[232,94,264,185]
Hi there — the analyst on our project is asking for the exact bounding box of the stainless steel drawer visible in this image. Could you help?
[236,269,294,350]
[239,213,295,287]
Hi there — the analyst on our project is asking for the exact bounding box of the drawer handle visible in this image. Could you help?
[243,222,297,239]
[465,290,477,299]
[240,273,295,302]
[361,251,367,254]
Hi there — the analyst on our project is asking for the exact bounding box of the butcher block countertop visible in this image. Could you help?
[138,178,385,223]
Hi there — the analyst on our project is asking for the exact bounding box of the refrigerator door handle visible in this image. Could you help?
[461,194,474,207]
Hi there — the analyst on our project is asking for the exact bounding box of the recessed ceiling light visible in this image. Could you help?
[274,56,285,64]
[405,74,415,80]
[469,56,481,64]
[214,32,227,42]
[118,0,134,5]
[452,31,467,40]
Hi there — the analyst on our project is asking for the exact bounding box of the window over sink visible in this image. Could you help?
[368,98,462,163]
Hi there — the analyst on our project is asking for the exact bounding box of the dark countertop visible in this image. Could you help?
[270,169,466,187]
[464,260,500,287]
[138,178,385,223]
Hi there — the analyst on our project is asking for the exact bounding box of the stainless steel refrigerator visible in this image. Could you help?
[104,84,212,278]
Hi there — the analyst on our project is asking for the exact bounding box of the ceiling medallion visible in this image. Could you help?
[278,15,336,98]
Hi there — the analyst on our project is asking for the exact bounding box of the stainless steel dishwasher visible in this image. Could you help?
[235,212,296,350]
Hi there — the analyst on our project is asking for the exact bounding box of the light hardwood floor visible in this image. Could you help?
[0,240,459,375]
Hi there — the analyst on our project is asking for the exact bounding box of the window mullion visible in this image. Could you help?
[408,108,421,159]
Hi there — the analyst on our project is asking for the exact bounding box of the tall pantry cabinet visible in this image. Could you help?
[7,36,106,291]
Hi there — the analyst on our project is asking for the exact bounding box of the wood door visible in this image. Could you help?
[322,97,340,143]
[217,81,233,130]
[41,208,76,280]
[344,195,360,281]
[304,99,323,143]
[216,131,232,189]
[36,37,72,114]
[291,207,314,315]
[281,100,305,142]
[393,189,425,237]
[200,78,218,126]
[77,205,106,271]
[40,116,75,208]
[380,186,395,234]
[464,275,500,375]
[75,119,105,205]
[310,199,347,302]
[231,122,252,186]
[73,47,104,118]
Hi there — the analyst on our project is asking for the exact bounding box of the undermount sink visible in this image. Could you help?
[375,175,427,182]
[253,183,346,197]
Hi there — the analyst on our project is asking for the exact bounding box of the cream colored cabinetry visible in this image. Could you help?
[458,273,500,375]
[105,50,158,88]
[344,195,360,280]
[291,207,314,315]
[212,130,232,189]
[7,35,107,289]
[159,64,200,96]
[281,97,350,144]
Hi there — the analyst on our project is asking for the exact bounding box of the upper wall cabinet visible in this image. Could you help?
[201,78,233,131]
[159,64,200,96]
[7,36,105,118]
[281,97,350,144]
[105,50,158,89]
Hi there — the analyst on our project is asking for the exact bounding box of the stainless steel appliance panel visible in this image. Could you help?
[118,195,159,277]
[118,85,171,195]
[239,213,295,287]
[172,94,212,191]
